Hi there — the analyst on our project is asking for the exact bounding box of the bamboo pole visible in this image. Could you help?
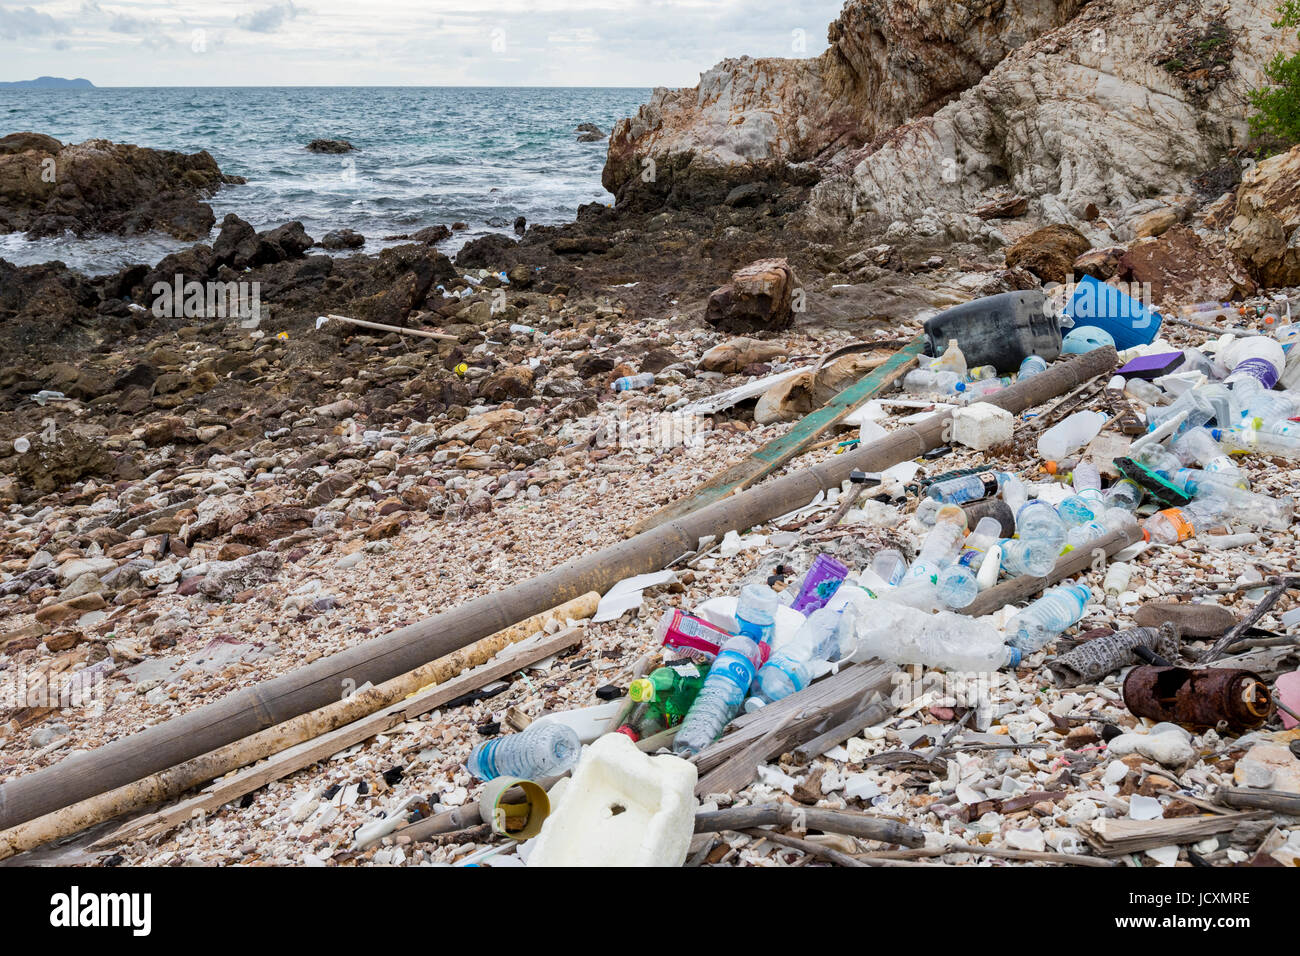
[321,312,459,341]
[0,347,1117,831]
[0,594,597,860]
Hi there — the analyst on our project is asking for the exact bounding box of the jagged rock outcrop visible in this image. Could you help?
[603,0,1084,209]
[0,134,245,240]
[1227,142,1300,287]
[806,0,1288,238]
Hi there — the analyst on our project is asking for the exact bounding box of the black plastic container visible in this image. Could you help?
[923,290,1060,373]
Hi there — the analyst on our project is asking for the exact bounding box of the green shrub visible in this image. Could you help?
[1248,1,1300,144]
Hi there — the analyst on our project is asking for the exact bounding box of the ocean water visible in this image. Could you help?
[0,86,650,275]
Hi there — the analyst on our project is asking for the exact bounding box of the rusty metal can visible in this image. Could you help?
[1122,665,1273,732]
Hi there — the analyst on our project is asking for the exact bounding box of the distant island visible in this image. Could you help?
[0,77,95,90]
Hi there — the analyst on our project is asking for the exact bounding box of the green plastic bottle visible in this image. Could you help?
[627,662,710,723]
[614,699,668,742]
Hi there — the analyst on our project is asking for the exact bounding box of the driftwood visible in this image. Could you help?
[696,804,924,847]
[741,828,869,867]
[859,845,1116,867]
[87,625,585,849]
[1202,578,1299,663]
[787,698,896,765]
[1215,787,1300,815]
[962,524,1144,618]
[1077,811,1271,857]
[322,312,459,341]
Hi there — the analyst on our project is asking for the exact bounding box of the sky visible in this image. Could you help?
[0,0,845,87]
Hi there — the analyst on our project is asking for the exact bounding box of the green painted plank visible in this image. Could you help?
[633,335,926,534]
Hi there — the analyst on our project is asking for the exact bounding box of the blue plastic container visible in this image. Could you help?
[1065,275,1161,350]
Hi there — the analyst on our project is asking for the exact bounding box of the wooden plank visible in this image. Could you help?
[633,336,926,533]
[98,627,584,845]
[1078,811,1270,857]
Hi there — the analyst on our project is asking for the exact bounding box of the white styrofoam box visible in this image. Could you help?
[527,733,698,867]
[951,402,1014,451]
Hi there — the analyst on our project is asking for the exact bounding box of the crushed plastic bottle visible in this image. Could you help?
[871,548,908,586]
[1171,427,1244,481]
[852,601,1021,671]
[1146,389,1214,436]
[1018,355,1048,380]
[467,723,582,781]
[1005,584,1091,654]
[749,606,855,708]
[673,636,763,756]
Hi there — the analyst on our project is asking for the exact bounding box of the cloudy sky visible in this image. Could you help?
[0,0,845,87]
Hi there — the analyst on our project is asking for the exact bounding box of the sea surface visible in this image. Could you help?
[0,86,651,275]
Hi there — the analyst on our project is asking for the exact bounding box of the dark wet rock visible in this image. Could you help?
[456,233,518,269]
[321,228,366,250]
[306,139,356,153]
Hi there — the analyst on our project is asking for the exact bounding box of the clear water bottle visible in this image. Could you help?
[1015,499,1067,550]
[935,563,979,608]
[853,601,1021,671]
[1171,427,1243,481]
[613,372,656,391]
[904,368,963,394]
[905,506,967,584]
[1037,410,1107,460]
[927,471,1012,504]
[1125,378,1166,406]
[1001,474,1028,513]
[750,607,851,707]
[999,536,1059,576]
[1213,425,1300,458]
[871,548,908,586]
[1065,519,1108,549]
[467,723,582,781]
[1006,584,1091,653]
[734,583,779,644]
[968,365,999,380]
[1174,475,1294,529]
[1018,355,1048,380]
[1142,495,1231,544]
[673,636,763,756]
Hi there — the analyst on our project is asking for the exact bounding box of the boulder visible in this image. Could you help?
[306,139,355,153]
[478,365,535,402]
[0,134,243,239]
[455,233,517,269]
[1003,224,1092,284]
[1072,246,1126,280]
[704,258,800,334]
[698,337,787,374]
[1226,143,1300,287]
[320,228,366,250]
[1118,225,1255,306]
[440,408,525,444]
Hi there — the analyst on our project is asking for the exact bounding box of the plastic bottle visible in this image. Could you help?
[953,379,1010,402]
[968,365,999,381]
[673,636,763,756]
[1058,462,1105,526]
[1146,389,1214,435]
[1037,410,1107,460]
[1124,378,1166,406]
[1234,379,1298,427]
[1000,499,1067,576]
[613,372,656,391]
[1223,336,1285,388]
[904,505,968,585]
[467,723,582,780]
[1015,499,1068,550]
[928,339,968,377]
[1213,425,1300,458]
[935,563,979,608]
[1005,584,1092,654]
[851,601,1021,671]
[1174,475,1294,528]
[1171,427,1243,481]
[1002,474,1028,514]
[1102,478,1145,512]
[654,608,730,663]
[1103,562,1133,596]
[1018,355,1048,380]
[871,548,908,586]
[1142,494,1231,544]
[903,368,962,394]
[734,583,780,646]
[614,699,668,742]
[927,471,1013,505]
[750,607,853,707]
[625,661,709,728]
[782,554,849,615]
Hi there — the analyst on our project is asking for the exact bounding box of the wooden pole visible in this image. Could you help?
[0,596,596,860]
[321,312,459,342]
[695,804,925,847]
[0,347,1117,831]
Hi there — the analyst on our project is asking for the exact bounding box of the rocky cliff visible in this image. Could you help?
[603,0,1085,208]
[604,0,1292,242]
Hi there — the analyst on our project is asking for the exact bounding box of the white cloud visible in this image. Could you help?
[0,0,846,87]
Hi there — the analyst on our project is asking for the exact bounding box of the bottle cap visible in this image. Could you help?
[628,678,655,702]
